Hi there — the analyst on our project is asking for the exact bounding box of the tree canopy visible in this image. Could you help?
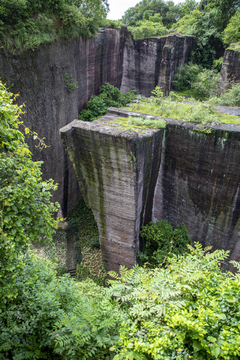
[0,0,109,51]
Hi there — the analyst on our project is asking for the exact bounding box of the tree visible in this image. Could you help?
[121,0,181,28]
[174,9,223,67]
[0,0,109,50]
[223,8,240,45]
[0,81,59,304]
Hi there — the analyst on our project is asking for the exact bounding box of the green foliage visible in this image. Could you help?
[172,63,202,91]
[64,73,78,92]
[67,200,107,285]
[139,220,191,267]
[90,236,100,249]
[172,64,220,99]
[191,68,220,98]
[127,86,240,125]
[101,115,166,131]
[209,82,240,107]
[0,252,79,359]
[51,279,120,359]
[174,9,222,67]
[0,0,109,51]
[108,244,240,360]
[79,83,138,121]
[121,0,181,29]
[223,9,240,45]
[127,18,168,40]
[212,56,223,71]
[0,81,59,305]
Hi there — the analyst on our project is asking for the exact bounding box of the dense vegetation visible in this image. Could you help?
[139,220,191,267]
[2,81,240,359]
[0,0,109,51]
[78,83,137,121]
[126,87,240,126]
[121,0,240,67]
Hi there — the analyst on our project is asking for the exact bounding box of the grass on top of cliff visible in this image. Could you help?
[126,88,240,126]
[100,115,166,132]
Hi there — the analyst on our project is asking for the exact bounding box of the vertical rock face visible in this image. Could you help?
[61,108,240,271]
[219,49,240,93]
[60,112,163,271]
[0,28,127,215]
[0,29,193,214]
[120,34,193,96]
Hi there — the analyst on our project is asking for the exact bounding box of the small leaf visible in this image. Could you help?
[24,127,30,135]
[207,336,217,343]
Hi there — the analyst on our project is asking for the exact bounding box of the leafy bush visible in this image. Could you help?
[172,63,202,91]
[127,17,168,40]
[128,87,240,125]
[139,220,191,267]
[90,237,100,249]
[79,83,137,121]
[191,68,220,98]
[0,81,59,305]
[209,82,240,107]
[51,279,120,359]
[223,9,240,46]
[0,0,109,51]
[108,244,240,360]
[172,64,220,99]
[173,9,223,68]
[0,253,79,359]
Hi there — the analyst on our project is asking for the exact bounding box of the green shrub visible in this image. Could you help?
[127,18,168,40]
[172,63,202,91]
[0,0,109,51]
[209,82,240,107]
[108,244,240,360]
[0,81,59,305]
[51,279,120,359]
[191,68,220,98]
[0,253,79,359]
[139,220,191,267]
[172,65,220,99]
[127,87,240,125]
[79,83,138,122]
[223,9,240,46]
[90,237,100,249]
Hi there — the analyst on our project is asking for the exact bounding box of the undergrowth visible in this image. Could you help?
[126,87,240,126]
[0,0,109,52]
[98,115,166,132]
[67,200,107,285]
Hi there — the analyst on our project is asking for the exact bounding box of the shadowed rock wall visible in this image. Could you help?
[0,28,127,215]
[120,34,193,96]
[0,29,193,214]
[60,114,163,272]
[61,108,240,271]
[219,49,240,94]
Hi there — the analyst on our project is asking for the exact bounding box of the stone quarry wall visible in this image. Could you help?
[219,48,240,93]
[0,29,193,215]
[61,108,240,271]
[121,34,193,96]
[0,28,127,215]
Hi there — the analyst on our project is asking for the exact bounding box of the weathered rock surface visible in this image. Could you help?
[120,34,194,96]
[0,29,193,214]
[219,49,240,93]
[0,28,127,215]
[61,107,240,271]
[60,112,163,271]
